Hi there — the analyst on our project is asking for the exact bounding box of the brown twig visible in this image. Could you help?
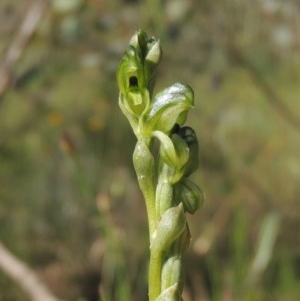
[0,0,50,98]
[230,45,300,133]
[0,242,64,301]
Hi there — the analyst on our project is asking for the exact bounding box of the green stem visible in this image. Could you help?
[133,138,162,300]
[149,252,162,301]
[133,138,157,237]
[141,180,156,239]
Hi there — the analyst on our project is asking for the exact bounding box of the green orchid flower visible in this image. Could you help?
[117,30,162,123]
[142,83,194,136]
[116,30,203,301]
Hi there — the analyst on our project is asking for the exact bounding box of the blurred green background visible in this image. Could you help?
[0,0,300,300]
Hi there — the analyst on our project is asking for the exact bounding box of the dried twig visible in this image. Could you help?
[0,241,64,301]
[230,45,300,133]
[0,0,50,98]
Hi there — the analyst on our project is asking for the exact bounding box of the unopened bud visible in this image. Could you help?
[156,182,173,218]
[151,204,186,256]
[175,179,204,214]
[155,284,180,301]
[161,256,183,291]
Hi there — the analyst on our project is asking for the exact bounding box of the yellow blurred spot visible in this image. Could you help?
[47,111,64,127]
[88,116,105,132]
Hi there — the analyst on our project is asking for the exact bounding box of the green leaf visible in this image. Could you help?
[142,83,194,135]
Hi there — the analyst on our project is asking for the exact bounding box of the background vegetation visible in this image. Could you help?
[0,0,300,300]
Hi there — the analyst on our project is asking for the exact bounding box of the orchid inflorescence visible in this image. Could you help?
[117,30,204,301]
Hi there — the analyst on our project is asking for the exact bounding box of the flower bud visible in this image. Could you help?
[153,131,189,172]
[130,31,161,84]
[155,284,180,301]
[161,256,183,291]
[175,178,204,214]
[151,204,186,256]
[145,37,162,65]
[173,224,191,254]
[156,182,173,219]
[144,38,162,96]
[133,139,155,197]
[177,126,199,176]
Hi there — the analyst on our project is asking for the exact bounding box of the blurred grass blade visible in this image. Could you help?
[247,211,281,285]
